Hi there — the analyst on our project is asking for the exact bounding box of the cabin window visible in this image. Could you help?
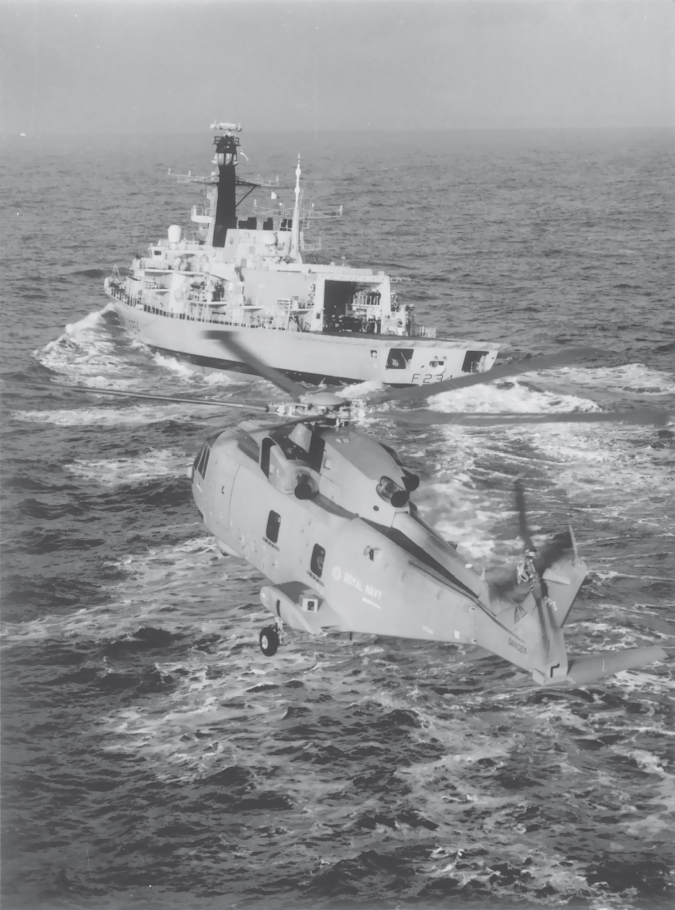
[310,544,326,578]
[195,443,210,479]
[386,349,414,370]
[266,511,281,544]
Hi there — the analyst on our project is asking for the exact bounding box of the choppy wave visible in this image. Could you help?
[561,363,675,398]
[152,350,202,378]
[34,304,141,382]
[1,537,222,645]
[4,130,675,910]
[338,379,387,400]
[65,449,191,485]
[428,376,601,415]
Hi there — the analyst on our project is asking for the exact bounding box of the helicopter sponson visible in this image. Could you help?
[190,418,667,687]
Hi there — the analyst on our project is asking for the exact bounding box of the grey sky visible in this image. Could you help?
[2,0,673,134]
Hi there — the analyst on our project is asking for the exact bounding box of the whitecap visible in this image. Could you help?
[65,449,191,485]
[428,378,600,415]
[337,379,386,400]
[34,303,141,383]
[152,351,199,377]
[562,362,675,397]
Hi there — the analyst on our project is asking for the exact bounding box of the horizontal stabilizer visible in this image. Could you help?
[567,646,668,685]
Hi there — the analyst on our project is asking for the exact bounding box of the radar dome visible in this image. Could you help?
[168,225,182,244]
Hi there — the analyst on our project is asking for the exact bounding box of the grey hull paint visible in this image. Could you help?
[146,344,412,387]
[110,297,500,387]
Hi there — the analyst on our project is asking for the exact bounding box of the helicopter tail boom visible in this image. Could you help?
[480,545,586,683]
[483,545,668,685]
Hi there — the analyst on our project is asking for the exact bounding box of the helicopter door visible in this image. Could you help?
[217,460,239,525]
[229,464,268,558]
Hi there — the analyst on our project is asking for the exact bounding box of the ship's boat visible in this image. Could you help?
[105,122,499,386]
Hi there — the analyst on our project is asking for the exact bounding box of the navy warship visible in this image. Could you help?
[105,122,499,386]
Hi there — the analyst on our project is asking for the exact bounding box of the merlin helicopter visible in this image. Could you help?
[64,340,670,687]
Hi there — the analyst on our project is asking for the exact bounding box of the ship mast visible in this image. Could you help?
[289,156,302,262]
[210,122,241,248]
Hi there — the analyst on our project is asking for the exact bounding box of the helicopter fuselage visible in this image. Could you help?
[190,419,593,685]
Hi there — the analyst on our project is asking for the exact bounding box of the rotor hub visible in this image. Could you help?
[303,391,345,409]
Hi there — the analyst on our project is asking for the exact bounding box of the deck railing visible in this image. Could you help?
[412,324,437,339]
[106,282,436,338]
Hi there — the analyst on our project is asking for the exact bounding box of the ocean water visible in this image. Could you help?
[1,129,674,910]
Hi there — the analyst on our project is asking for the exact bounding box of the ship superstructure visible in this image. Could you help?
[105,122,499,385]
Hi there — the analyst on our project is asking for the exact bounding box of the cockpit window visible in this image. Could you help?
[195,443,210,479]
[237,434,260,461]
[310,544,325,578]
[266,511,281,544]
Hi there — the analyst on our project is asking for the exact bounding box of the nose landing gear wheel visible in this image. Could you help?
[259,625,280,657]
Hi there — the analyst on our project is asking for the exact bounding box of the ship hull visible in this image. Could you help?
[109,296,499,386]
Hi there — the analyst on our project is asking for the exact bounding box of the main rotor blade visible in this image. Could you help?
[387,407,671,427]
[514,477,535,552]
[62,385,270,412]
[534,530,573,576]
[203,332,307,401]
[249,414,329,433]
[373,347,604,405]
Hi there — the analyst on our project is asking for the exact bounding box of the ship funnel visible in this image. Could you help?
[211,130,240,247]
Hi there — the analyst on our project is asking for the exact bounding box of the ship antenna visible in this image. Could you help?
[290,155,302,262]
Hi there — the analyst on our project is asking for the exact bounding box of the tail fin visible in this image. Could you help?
[483,540,588,684]
[540,548,587,627]
[482,495,667,686]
